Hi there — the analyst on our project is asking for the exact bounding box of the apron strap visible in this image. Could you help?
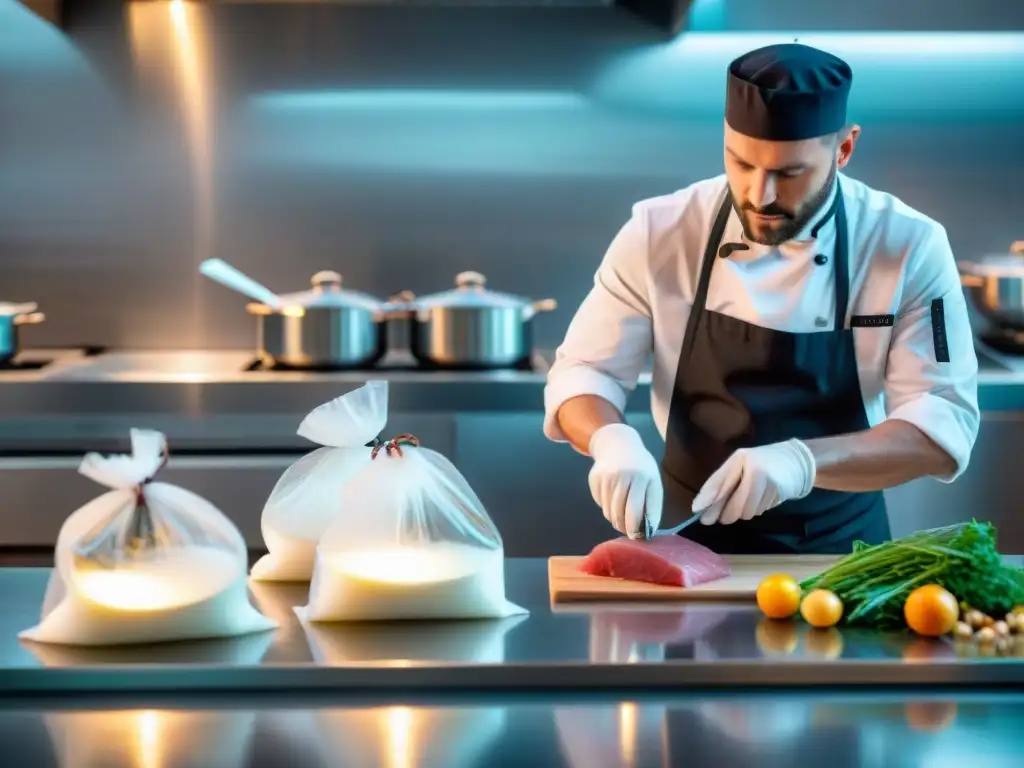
[831,186,850,333]
[680,191,733,364]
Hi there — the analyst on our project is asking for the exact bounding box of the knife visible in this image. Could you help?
[636,494,728,540]
[632,510,702,540]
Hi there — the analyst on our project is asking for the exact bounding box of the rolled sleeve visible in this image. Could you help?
[543,364,631,441]
[543,210,654,443]
[884,225,980,482]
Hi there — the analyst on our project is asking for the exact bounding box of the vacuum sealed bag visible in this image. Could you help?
[301,433,526,622]
[250,381,388,582]
[19,429,276,646]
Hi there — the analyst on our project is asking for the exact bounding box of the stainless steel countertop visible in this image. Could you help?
[0,349,558,451]
[1,346,1023,453]
[2,559,1023,694]
[0,349,555,384]
[0,691,1019,767]
[3,346,1023,386]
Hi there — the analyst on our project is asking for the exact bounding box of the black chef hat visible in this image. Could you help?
[725,43,852,142]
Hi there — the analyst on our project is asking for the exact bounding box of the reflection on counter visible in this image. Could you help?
[43,709,259,768]
[264,706,506,768]
[581,604,961,665]
[3,694,1024,767]
[555,702,666,768]
[21,630,274,668]
[302,614,528,667]
[251,577,529,667]
[551,696,985,768]
[588,607,732,663]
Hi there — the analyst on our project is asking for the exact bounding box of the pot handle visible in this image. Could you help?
[524,298,557,320]
[200,258,284,309]
[13,312,45,326]
[377,290,417,321]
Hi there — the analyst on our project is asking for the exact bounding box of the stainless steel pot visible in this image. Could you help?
[199,259,388,368]
[0,302,46,363]
[247,270,389,368]
[959,241,1024,328]
[399,271,557,369]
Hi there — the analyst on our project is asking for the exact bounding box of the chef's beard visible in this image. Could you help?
[732,161,837,247]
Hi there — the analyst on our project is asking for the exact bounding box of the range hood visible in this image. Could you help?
[224,0,697,34]
[20,0,695,35]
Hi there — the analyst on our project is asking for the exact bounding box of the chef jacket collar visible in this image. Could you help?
[725,177,840,259]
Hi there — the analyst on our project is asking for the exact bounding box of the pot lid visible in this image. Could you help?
[408,271,532,310]
[273,271,382,311]
[958,241,1024,277]
[0,302,38,317]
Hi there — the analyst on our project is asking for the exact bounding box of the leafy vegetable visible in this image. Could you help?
[800,521,1024,629]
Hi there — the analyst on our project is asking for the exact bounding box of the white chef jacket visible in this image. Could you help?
[543,172,980,482]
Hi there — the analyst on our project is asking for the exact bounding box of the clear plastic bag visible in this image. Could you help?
[250,380,389,581]
[301,433,526,622]
[19,429,277,646]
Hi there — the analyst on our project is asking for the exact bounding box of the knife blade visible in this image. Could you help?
[653,511,702,538]
[631,510,702,540]
[633,494,729,540]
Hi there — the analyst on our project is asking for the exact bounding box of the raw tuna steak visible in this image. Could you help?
[579,535,731,587]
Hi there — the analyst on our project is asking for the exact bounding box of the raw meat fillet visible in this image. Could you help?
[579,535,731,587]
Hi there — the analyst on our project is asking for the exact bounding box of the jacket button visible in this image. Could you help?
[814,253,829,266]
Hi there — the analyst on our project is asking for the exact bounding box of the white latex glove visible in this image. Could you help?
[692,439,816,526]
[588,423,663,539]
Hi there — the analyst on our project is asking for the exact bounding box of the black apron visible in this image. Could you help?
[660,183,890,555]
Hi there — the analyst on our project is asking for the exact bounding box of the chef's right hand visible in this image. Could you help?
[587,423,663,538]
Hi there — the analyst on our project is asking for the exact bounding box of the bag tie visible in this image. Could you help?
[369,434,420,460]
[74,437,172,567]
[134,438,171,507]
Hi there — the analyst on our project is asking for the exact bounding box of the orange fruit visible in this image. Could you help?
[904,585,959,637]
[800,589,844,628]
[756,574,802,620]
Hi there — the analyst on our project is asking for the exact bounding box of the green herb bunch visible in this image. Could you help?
[800,521,1024,628]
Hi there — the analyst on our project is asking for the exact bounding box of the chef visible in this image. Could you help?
[543,43,980,555]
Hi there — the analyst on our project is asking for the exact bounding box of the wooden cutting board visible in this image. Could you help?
[548,554,839,603]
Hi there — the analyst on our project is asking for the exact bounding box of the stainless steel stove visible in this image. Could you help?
[242,350,542,373]
[0,347,103,374]
[22,348,549,382]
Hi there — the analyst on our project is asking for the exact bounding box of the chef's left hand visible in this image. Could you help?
[692,439,816,525]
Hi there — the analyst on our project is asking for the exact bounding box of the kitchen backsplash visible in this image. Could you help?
[0,0,1020,349]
